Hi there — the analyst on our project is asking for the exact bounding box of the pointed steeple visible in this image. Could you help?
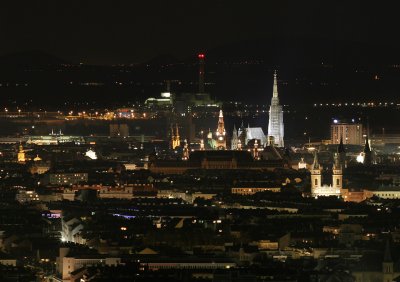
[175,123,180,139]
[337,136,345,153]
[312,151,320,170]
[216,109,226,149]
[273,70,278,98]
[267,70,284,147]
[363,135,371,153]
[232,124,237,137]
[363,135,372,165]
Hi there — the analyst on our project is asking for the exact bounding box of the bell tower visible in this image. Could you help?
[310,151,322,196]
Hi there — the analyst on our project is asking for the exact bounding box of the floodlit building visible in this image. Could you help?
[17,144,26,163]
[267,71,284,147]
[215,109,227,150]
[310,152,342,198]
[171,124,181,149]
[15,190,40,203]
[49,173,88,185]
[331,120,363,145]
[236,123,267,147]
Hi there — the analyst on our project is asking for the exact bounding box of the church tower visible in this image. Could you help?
[231,125,238,150]
[171,124,181,149]
[332,153,342,190]
[310,151,322,195]
[253,139,260,160]
[337,136,346,168]
[215,109,227,150]
[17,144,26,163]
[267,71,284,147]
[237,139,242,150]
[363,135,372,165]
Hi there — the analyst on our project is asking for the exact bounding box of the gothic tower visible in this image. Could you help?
[215,109,227,150]
[267,71,284,147]
[171,124,181,149]
[310,151,322,195]
[231,124,238,150]
[363,135,372,165]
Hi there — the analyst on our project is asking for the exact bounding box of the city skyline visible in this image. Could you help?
[2,3,400,282]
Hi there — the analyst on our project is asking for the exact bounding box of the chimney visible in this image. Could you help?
[198,53,205,93]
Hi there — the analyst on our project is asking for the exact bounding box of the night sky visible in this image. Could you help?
[1,1,397,65]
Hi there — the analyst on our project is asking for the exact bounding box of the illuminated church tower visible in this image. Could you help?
[231,125,238,150]
[310,150,342,198]
[215,109,227,150]
[171,124,180,149]
[18,144,26,163]
[267,71,284,147]
[310,151,322,195]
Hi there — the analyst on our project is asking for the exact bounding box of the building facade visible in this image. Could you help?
[49,173,88,185]
[310,152,342,198]
[331,122,363,145]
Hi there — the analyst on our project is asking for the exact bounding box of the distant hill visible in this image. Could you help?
[1,37,400,106]
[0,50,68,68]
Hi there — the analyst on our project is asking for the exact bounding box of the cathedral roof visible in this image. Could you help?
[238,127,267,143]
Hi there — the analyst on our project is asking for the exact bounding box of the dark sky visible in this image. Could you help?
[0,1,397,65]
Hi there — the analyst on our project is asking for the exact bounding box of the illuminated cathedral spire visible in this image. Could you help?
[231,124,238,150]
[215,109,227,149]
[267,71,284,147]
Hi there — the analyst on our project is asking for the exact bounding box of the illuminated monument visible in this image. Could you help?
[18,144,26,163]
[310,151,342,198]
[267,71,284,147]
[215,109,227,150]
[171,124,181,149]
